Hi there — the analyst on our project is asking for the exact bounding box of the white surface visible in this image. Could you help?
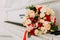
[0,23,20,40]
[4,0,55,10]
[7,9,27,23]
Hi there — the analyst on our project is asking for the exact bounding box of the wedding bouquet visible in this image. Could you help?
[23,5,58,40]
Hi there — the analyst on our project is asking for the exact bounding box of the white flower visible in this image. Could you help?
[41,27,45,31]
[40,12,45,18]
[43,17,46,20]
[38,31,43,36]
[43,21,51,30]
[35,29,45,36]
[40,19,45,23]
[44,30,47,34]
[27,10,35,17]
[44,24,51,30]
[35,23,38,27]
[46,7,55,15]
[46,12,50,15]
[51,16,55,23]
[35,29,39,35]
[26,25,33,32]
[41,27,47,34]
[40,7,47,13]
[26,19,31,24]
[23,19,31,26]
[43,21,50,26]
[50,9,55,16]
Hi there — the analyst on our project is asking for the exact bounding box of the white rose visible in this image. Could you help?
[27,10,35,17]
[38,31,43,36]
[26,25,33,32]
[23,19,31,26]
[41,27,45,31]
[44,24,51,30]
[35,29,39,35]
[43,21,50,26]
[46,13,50,15]
[41,27,47,34]
[51,16,55,23]
[43,21,51,30]
[35,29,44,36]
[43,17,46,20]
[46,7,55,15]
[40,12,45,18]
[35,23,38,27]
[51,9,55,16]
[26,19,31,24]
[40,19,45,23]
[40,7,47,13]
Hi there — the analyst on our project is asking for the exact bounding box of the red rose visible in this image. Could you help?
[37,7,42,12]
[38,22,42,27]
[31,24,35,27]
[30,29,35,35]
[32,19,37,23]
[28,24,31,26]
[28,24,35,27]
[45,14,51,22]
[29,17,33,21]
[33,19,37,22]
[54,18,56,25]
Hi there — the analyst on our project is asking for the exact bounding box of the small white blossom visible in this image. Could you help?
[44,24,51,30]
[40,12,45,18]
[46,7,55,15]
[41,27,47,34]
[27,10,35,17]
[35,23,38,27]
[51,9,55,16]
[35,30,43,36]
[40,19,45,23]
[26,19,31,24]
[23,19,31,26]
[51,16,55,23]
[40,7,47,13]
[43,21,50,26]
[35,29,39,35]
[26,25,33,32]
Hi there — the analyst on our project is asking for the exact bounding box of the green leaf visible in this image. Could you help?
[34,16,38,20]
[50,24,58,32]
[28,32,31,38]
[26,5,36,12]
[5,21,26,28]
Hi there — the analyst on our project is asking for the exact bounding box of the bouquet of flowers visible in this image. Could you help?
[23,5,58,40]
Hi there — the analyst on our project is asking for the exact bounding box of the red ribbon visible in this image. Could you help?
[23,30,28,40]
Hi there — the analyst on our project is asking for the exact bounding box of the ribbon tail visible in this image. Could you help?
[23,30,28,40]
